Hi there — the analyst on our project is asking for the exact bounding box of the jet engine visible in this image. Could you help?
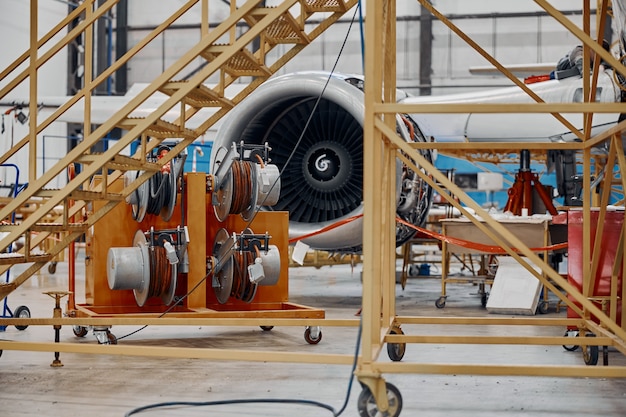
[212,72,434,252]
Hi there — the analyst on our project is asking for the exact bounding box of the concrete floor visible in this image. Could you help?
[1,252,626,417]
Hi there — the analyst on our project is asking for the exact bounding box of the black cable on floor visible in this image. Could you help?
[123,319,362,417]
[126,398,337,416]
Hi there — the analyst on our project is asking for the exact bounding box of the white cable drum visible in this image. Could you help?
[257,245,281,286]
[107,247,145,290]
[257,164,281,207]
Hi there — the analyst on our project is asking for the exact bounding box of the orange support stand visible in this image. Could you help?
[504,150,558,216]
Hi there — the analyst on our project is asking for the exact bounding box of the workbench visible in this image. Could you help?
[437,216,566,310]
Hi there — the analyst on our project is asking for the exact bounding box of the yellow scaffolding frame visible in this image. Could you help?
[1,2,626,416]
[356,0,626,413]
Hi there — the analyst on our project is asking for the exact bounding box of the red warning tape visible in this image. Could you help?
[396,218,567,254]
[289,213,568,254]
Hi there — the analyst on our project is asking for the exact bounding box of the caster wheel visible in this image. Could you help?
[98,331,118,345]
[481,292,488,308]
[14,305,31,331]
[48,262,57,274]
[583,333,599,366]
[562,330,580,352]
[106,331,118,345]
[260,326,274,331]
[304,326,322,345]
[537,301,549,314]
[435,296,446,309]
[387,327,406,362]
[357,382,403,417]
[73,326,88,338]
[0,350,2,358]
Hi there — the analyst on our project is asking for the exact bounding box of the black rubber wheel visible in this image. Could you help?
[537,301,549,314]
[387,327,406,362]
[14,305,30,331]
[583,333,599,366]
[98,331,118,345]
[481,292,488,308]
[357,382,403,417]
[304,327,322,345]
[435,296,446,309]
[48,262,57,274]
[73,326,88,338]
[107,332,118,345]
[562,330,580,352]
[260,326,274,331]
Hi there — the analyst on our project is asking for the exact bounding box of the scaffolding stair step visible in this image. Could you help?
[117,118,197,139]
[77,154,161,172]
[0,252,53,265]
[303,0,348,13]
[35,189,124,201]
[200,45,273,78]
[244,8,311,45]
[160,81,235,109]
[0,222,89,233]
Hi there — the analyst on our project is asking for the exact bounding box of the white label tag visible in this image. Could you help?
[291,240,310,266]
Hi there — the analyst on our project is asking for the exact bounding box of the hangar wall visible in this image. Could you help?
[124,1,593,95]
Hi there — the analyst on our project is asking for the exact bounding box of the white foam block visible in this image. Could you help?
[486,257,543,315]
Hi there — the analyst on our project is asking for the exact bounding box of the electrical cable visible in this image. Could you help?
[123,319,363,417]
[121,3,365,415]
[145,172,169,215]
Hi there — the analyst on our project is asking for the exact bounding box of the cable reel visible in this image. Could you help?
[211,142,281,222]
[210,228,281,304]
[107,226,189,307]
[125,145,187,223]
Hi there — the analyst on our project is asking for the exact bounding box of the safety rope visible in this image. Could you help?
[288,213,568,254]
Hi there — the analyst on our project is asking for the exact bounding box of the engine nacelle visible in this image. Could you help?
[211,72,433,252]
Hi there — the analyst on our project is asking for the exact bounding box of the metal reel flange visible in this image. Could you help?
[125,171,149,222]
[212,228,234,304]
[214,168,233,222]
[132,230,152,307]
[160,256,178,306]
[161,156,184,222]
[212,146,235,222]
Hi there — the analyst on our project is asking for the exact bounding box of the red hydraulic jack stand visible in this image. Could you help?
[504,150,558,216]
